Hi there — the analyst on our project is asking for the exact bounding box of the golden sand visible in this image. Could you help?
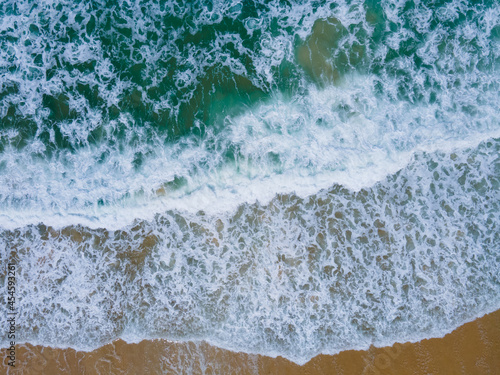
[2,309,499,374]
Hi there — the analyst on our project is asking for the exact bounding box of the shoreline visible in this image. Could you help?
[2,308,499,374]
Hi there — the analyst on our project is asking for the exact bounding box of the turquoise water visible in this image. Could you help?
[1,0,499,365]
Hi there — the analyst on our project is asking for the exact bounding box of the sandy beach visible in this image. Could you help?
[2,309,499,374]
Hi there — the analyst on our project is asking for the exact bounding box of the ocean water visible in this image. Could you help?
[0,0,499,366]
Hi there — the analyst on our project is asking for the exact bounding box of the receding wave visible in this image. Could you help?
[1,138,500,364]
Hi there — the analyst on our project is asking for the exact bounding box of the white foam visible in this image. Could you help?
[1,73,499,230]
[1,0,498,232]
[1,137,499,364]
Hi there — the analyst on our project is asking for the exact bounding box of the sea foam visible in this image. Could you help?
[1,138,499,364]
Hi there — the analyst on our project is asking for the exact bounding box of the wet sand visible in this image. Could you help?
[2,309,499,374]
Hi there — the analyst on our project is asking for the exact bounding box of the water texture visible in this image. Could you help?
[0,0,499,365]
